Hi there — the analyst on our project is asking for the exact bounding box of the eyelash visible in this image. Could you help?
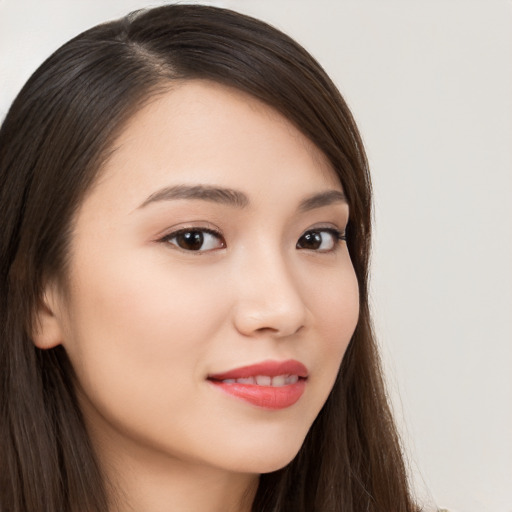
[160,226,347,253]
[296,228,346,252]
[160,227,225,253]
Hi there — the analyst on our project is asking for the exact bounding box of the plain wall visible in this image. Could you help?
[1,1,511,511]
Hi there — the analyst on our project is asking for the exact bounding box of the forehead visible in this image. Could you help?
[84,80,342,215]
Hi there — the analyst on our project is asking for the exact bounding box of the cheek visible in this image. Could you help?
[61,254,229,411]
[257,256,358,453]
[69,249,224,338]
[310,257,359,336]
[305,258,360,381]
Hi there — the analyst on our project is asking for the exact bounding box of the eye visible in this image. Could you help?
[296,228,346,252]
[162,228,225,252]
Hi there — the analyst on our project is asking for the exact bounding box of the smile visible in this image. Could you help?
[207,360,308,409]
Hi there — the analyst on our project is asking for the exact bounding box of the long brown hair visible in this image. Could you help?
[0,5,418,511]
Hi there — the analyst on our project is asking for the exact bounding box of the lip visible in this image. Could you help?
[208,359,308,410]
[208,359,308,381]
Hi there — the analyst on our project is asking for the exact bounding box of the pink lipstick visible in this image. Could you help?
[208,359,308,410]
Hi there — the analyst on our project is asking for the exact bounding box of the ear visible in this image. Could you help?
[32,284,65,350]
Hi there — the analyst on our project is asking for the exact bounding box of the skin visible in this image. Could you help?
[34,80,360,512]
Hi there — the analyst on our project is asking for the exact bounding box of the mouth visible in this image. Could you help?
[207,359,308,410]
[214,374,301,386]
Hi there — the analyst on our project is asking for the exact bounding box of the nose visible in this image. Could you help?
[231,249,307,338]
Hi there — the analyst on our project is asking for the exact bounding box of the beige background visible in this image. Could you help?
[1,1,511,510]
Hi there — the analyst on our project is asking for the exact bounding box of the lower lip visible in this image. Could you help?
[209,379,306,410]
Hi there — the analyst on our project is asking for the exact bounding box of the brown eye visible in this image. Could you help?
[296,229,343,252]
[165,229,224,252]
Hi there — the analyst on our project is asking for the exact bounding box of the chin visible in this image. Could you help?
[218,433,307,475]
[251,451,301,475]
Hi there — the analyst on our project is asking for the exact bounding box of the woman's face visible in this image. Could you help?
[49,80,359,475]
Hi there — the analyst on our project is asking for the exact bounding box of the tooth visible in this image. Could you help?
[255,375,271,386]
[285,375,298,385]
[229,375,299,386]
[271,375,286,387]
[237,377,256,384]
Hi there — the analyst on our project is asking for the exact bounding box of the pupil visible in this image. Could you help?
[178,231,204,250]
[301,232,321,249]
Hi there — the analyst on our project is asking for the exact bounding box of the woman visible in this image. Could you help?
[0,5,419,511]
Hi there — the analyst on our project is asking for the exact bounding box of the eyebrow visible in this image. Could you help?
[138,184,249,209]
[137,184,347,211]
[297,189,347,212]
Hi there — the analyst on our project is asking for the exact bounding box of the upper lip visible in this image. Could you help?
[208,359,308,381]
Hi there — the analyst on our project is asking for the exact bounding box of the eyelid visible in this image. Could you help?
[162,226,223,239]
[155,221,221,240]
[301,223,347,238]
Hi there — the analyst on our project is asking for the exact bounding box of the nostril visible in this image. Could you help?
[253,324,304,337]
[254,326,279,334]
